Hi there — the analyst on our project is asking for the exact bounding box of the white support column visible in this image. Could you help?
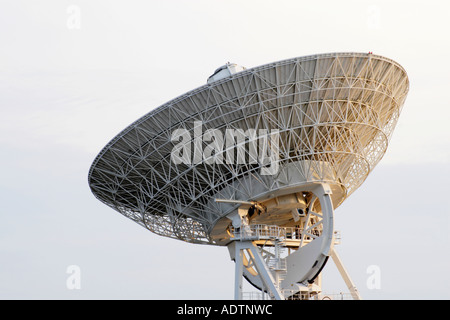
[330,247,362,300]
[234,243,244,300]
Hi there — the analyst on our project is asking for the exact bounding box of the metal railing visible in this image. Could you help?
[242,291,354,300]
[242,291,272,300]
[319,292,354,300]
[232,224,305,241]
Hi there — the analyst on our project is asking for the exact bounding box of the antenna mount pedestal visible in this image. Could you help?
[226,183,361,300]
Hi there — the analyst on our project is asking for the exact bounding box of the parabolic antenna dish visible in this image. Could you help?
[89,52,408,244]
[88,52,408,299]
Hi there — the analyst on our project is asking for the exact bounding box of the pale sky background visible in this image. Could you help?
[1,0,449,300]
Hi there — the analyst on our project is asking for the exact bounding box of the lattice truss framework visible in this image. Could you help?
[88,53,409,244]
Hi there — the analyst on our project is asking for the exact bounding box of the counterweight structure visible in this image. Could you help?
[88,52,409,299]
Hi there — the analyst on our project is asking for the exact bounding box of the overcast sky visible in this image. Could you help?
[1,0,449,300]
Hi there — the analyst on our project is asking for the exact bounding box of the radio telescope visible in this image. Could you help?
[88,52,409,300]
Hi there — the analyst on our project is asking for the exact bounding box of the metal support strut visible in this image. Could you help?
[232,241,284,300]
[330,247,362,300]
